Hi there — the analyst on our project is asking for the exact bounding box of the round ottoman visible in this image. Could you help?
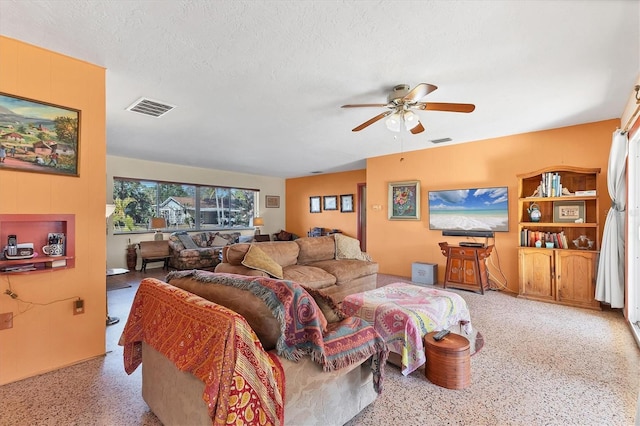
[424,331,470,389]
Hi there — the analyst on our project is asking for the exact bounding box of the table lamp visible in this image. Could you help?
[253,217,264,235]
[151,217,167,240]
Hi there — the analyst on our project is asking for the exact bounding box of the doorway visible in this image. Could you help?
[357,183,366,251]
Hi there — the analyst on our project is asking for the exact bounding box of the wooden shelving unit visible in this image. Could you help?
[516,166,600,310]
[0,214,75,274]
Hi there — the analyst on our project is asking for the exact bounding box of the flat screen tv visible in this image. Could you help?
[428,186,509,234]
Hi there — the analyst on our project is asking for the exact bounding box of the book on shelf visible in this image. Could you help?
[45,259,67,268]
[574,190,596,196]
[540,172,562,197]
[520,229,568,248]
[1,263,37,272]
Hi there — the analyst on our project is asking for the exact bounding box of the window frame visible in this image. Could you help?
[112,176,259,235]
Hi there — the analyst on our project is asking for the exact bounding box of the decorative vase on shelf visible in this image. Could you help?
[528,203,542,222]
[126,246,137,270]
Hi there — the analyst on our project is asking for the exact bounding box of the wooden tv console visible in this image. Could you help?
[438,242,493,294]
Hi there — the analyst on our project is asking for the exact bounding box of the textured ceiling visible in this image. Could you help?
[0,0,638,178]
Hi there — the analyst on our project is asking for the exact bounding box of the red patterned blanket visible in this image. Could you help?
[119,278,285,425]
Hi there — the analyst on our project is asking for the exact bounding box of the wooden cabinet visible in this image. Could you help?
[439,242,493,294]
[518,248,599,309]
[0,214,75,274]
[517,166,601,309]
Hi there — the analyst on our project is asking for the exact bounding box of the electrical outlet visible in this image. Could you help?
[0,312,13,330]
[73,299,85,315]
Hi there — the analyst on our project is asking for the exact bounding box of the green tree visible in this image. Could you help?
[230,189,254,227]
[17,124,26,133]
[159,183,191,202]
[53,116,78,148]
[113,180,154,226]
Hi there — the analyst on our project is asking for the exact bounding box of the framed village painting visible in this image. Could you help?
[0,93,80,177]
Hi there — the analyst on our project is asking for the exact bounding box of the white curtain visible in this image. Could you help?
[595,130,628,307]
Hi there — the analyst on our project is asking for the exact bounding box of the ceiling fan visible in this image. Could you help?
[341,83,475,134]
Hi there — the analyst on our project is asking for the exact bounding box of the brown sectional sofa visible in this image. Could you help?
[214,235,378,302]
[123,272,385,425]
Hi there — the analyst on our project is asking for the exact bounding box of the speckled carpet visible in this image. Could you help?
[0,272,638,426]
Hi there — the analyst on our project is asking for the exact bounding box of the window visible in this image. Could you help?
[112,178,257,234]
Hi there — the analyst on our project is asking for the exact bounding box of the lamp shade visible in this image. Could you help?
[253,217,264,227]
[385,112,402,132]
[403,111,420,130]
[151,217,167,229]
[106,204,116,218]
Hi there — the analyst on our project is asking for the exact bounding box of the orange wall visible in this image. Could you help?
[287,119,616,293]
[0,36,106,384]
[286,170,366,238]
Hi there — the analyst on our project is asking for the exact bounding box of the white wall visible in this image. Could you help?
[106,155,285,269]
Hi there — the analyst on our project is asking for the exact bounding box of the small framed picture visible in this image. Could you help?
[265,195,280,208]
[310,196,321,213]
[388,180,421,220]
[553,200,585,223]
[340,194,354,212]
[323,195,338,211]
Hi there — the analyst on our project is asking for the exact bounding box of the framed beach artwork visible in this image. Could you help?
[0,93,80,177]
[388,181,420,220]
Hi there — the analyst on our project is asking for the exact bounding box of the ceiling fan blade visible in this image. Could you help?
[421,102,476,113]
[410,121,425,134]
[352,111,393,132]
[403,83,438,102]
[341,103,388,108]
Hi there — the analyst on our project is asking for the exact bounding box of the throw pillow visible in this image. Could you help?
[241,245,284,279]
[334,233,371,261]
[177,233,199,250]
[277,230,293,241]
[302,286,346,323]
[212,234,230,247]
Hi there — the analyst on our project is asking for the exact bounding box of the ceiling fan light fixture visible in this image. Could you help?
[385,112,402,132]
[403,111,420,130]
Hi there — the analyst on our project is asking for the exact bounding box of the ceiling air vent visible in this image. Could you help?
[430,137,452,144]
[126,98,175,118]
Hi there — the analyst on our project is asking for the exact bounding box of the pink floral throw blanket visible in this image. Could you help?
[342,282,472,375]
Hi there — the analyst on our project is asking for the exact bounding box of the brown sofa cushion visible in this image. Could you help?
[296,236,336,265]
[282,264,336,290]
[165,276,281,350]
[242,245,284,279]
[306,259,379,284]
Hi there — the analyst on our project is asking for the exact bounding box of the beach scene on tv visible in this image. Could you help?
[428,187,509,232]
